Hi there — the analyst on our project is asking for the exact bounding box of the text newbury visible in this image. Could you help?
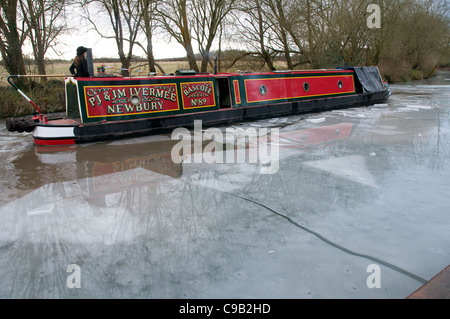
[171,120,280,174]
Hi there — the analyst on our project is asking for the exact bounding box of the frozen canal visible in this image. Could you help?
[0,71,449,299]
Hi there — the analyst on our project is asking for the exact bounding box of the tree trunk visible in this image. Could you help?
[185,43,199,71]
[180,2,199,72]
[36,51,47,77]
[119,53,131,77]
[255,0,274,70]
[200,43,213,72]
[0,0,28,86]
[305,0,316,68]
[141,0,157,73]
[147,40,156,73]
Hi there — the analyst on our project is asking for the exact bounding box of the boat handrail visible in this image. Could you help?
[7,75,42,113]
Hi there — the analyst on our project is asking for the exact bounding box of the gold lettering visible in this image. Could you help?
[88,97,96,107]
[155,89,163,98]
[164,90,170,100]
[117,89,126,98]
[124,104,134,113]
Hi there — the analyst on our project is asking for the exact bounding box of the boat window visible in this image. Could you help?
[338,80,343,89]
[259,85,267,95]
[303,82,310,92]
[130,95,140,105]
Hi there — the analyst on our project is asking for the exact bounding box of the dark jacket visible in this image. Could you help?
[70,57,90,77]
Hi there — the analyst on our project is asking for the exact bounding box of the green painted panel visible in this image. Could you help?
[65,79,80,118]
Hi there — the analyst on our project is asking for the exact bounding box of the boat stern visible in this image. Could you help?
[32,118,79,146]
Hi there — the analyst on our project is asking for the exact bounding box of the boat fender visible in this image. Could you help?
[5,118,16,132]
[5,117,36,133]
[15,120,27,133]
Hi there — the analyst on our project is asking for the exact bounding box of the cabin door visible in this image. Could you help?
[217,77,232,108]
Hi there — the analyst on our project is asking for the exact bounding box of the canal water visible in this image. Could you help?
[0,71,449,299]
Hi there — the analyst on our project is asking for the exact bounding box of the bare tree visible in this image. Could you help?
[19,0,68,77]
[364,0,449,81]
[83,0,142,76]
[294,0,334,68]
[324,0,372,66]
[137,0,159,73]
[231,0,277,70]
[0,0,28,81]
[263,0,294,69]
[156,0,199,72]
[191,0,236,72]
[260,0,312,69]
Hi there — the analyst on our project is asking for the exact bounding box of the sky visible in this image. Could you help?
[15,2,239,63]
[39,29,188,61]
[20,4,190,62]
[17,2,233,63]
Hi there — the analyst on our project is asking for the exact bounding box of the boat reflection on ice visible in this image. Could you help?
[278,122,352,149]
[18,121,354,201]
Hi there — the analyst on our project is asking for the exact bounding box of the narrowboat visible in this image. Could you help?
[5,65,390,146]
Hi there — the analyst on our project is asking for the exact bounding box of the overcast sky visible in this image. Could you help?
[29,28,188,61]
[20,3,189,61]
[53,31,187,61]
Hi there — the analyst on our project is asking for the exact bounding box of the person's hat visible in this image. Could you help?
[76,46,88,55]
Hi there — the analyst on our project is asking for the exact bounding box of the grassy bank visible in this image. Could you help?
[0,80,66,118]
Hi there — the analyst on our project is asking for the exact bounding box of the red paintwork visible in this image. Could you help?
[280,123,353,147]
[40,118,80,125]
[34,138,76,146]
[181,81,216,109]
[233,80,241,104]
[244,75,355,103]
